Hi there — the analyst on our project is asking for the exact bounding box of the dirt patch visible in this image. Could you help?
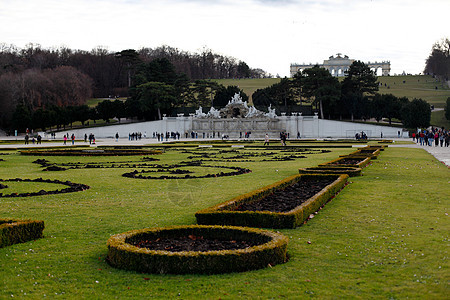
[131,234,263,252]
[235,178,335,213]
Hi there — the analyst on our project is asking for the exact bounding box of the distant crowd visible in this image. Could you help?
[413,128,450,147]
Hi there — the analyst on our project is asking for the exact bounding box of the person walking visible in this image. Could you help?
[264,134,269,146]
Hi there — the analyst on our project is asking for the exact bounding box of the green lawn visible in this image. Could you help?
[0,143,448,298]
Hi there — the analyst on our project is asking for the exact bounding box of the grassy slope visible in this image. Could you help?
[0,144,448,298]
[215,75,450,127]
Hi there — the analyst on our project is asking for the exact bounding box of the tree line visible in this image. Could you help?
[0,43,267,97]
[5,57,249,132]
[424,38,449,82]
[0,43,266,130]
[253,61,431,129]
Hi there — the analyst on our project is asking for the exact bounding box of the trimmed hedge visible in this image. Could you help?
[195,174,348,229]
[107,225,289,274]
[0,219,44,248]
[345,147,381,159]
[298,166,362,177]
[319,156,371,168]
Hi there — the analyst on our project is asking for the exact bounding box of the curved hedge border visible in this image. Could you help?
[20,149,162,156]
[0,178,90,197]
[298,166,362,177]
[122,164,251,180]
[195,174,348,229]
[0,219,44,248]
[107,225,288,274]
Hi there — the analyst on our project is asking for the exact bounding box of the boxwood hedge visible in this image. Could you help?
[195,174,348,229]
[298,166,362,177]
[0,219,45,248]
[107,225,289,274]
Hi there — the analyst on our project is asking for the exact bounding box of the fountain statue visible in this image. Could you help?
[207,107,221,118]
[195,106,207,118]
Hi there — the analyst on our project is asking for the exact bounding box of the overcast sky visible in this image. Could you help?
[0,0,448,77]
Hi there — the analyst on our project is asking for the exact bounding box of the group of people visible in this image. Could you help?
[128,132,144,140]
[63,134,76,145]
[413,128,450,147]
[24,134,42,144]
[355,131,368,140]
[153,131,181,141]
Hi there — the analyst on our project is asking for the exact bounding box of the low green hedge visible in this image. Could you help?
[0,219,45,248]
[107,225,289,274]
[319,156,371,168]
[345,147,381,159]
[195,174,348,229]
[298,166,362,177]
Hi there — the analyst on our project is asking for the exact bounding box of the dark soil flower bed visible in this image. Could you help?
[196,174,348,229]
[0,183,8,189]
[298,166,362,177]
[132,234,262,252]
[234,177,335,213]
[330,158,365,165]
[107,225,289,274]
[0,178,90,197]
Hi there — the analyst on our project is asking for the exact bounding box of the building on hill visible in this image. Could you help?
[290,53,390,77]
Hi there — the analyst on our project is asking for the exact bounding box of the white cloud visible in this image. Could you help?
[0,0,448,76]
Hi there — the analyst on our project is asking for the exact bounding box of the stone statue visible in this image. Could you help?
[265,104,277,118]
[245,105,264,118]
[195,106,207,118]
[207,107,221,118]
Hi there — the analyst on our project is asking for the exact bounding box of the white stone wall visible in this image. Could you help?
[59,115,407,140]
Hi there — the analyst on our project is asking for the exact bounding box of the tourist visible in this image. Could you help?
[71,134,75,145]
[37,134,42,144]
[24,134,29,144]
[63,135,67,145]
[264,134,269,146]
[84,134,87,143]
[115,132,119,142]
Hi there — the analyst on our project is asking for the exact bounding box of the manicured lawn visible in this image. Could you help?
[0,143,448,298]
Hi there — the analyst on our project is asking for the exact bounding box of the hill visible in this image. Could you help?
[215,75,450,128]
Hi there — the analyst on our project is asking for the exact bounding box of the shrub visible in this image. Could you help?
[107,225,289,274]
[0,219,45,248]
[195,174,348,229]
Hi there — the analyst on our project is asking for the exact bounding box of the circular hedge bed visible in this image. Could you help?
[0,178,90,197]
[106,225,289,274]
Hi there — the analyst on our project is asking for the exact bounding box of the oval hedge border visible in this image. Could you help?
[106,225,289,274]
[0,178,90,197]
[0,219,45,248]
[122,165,251,180]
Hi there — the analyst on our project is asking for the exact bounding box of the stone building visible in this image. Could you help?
[290,53,390,77]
